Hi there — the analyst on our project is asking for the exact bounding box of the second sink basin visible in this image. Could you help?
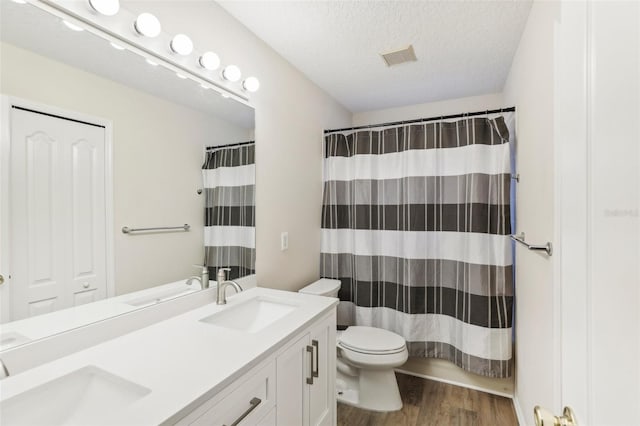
[0,365,151,425]
[199,297,298,333]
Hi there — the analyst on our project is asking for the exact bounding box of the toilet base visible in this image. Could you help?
[336,367,403,412]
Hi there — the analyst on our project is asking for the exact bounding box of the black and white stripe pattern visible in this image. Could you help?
[203,143,255,280]
[321,116,514,378]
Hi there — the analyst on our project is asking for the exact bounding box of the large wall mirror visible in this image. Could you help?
[0,0,255,351]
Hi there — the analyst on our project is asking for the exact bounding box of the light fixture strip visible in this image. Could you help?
[32,0,252,102]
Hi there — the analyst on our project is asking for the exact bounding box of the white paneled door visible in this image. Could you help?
[553,2,640,425]
[8,106,107,321]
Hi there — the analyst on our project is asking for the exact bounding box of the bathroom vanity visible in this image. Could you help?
[0,288,337,425]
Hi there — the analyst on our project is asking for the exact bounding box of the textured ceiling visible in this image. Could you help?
[218,0,532,112]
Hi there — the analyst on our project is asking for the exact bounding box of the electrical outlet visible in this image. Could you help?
[280,232,288,251]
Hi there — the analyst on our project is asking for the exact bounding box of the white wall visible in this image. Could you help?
[1,42,250,295]
[502,2,560,422]
[353,93,504,126]
[123,1,352,291]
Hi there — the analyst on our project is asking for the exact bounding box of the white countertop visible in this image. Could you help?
[0,275,257,352]
[0,287,337,425]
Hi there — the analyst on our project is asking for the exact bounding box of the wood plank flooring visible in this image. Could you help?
[337,373,519,426]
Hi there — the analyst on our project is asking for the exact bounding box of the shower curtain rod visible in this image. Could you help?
[205,140,255,150]
[324,106,516,134]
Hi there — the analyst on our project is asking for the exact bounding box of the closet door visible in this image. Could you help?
[10,107,107,320]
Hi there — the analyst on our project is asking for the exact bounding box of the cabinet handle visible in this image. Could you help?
[312,339,319,378]
[223,397,261,426]
[306,345,314,385]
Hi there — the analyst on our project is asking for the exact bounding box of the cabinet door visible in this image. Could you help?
[308,314,336,426]
[276,333,311,426]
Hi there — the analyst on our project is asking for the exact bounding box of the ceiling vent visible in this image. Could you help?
[380,45,417,67]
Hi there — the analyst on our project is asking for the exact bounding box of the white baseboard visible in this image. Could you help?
[395,368,514,399]
[512,394,527,426]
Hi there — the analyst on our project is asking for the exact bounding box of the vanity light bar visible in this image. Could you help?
[170,34,193,56]
[134,13,161,38]
[88,0,120,16]
[242,77,260,93]
[222,65,241,82]
[199,51,220,71]
[34,0,259,97]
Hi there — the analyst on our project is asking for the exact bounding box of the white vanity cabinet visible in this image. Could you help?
[174,309,336,426]
[174,360,277,426]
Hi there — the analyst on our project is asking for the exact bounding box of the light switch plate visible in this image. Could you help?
[280,232,288,251]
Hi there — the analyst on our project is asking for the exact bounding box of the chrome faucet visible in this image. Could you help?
[216,268,243,305]
[186,265,210,289]
[0,359,9,379]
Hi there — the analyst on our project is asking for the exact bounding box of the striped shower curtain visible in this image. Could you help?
[203,142,255,280]
[320,115,514,378]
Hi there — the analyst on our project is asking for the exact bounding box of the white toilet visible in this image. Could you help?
[299,279,409,412]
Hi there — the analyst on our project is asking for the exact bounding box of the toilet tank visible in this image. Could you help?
[298,278,341,297]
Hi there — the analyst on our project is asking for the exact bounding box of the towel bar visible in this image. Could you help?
[510,232,553,256]
[122,224,190,234]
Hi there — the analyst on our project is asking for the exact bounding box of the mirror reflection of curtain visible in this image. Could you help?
[202,142,255,280]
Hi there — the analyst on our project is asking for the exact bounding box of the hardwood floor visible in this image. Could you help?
[337,373,519,426]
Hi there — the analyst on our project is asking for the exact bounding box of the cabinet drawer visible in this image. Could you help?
[183,360,276,426]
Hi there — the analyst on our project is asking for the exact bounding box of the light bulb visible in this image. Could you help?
[221,93,230,99]
[134,13,161,38]
[88,0,120,16]
[242,77,260,92]
[222,65,241,82]
[199,52,220,71]
[62,20,84,32]
[170,34,193,56]
[145,58,158,66]
[200,84,209,90]
[176,73,188,79]
[110,42,125,50]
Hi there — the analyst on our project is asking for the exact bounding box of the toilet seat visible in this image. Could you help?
[337,326,406,355]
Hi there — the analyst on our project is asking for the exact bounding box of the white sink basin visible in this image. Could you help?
[124,285,197,307]
[0,366,151,425]
[200,297,298,333]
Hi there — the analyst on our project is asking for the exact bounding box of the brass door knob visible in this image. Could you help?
[0,274,4,285]
[534,406,577,426]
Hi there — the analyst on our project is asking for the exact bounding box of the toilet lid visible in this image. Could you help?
[338,326,406,354]
[299,278,341,296]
